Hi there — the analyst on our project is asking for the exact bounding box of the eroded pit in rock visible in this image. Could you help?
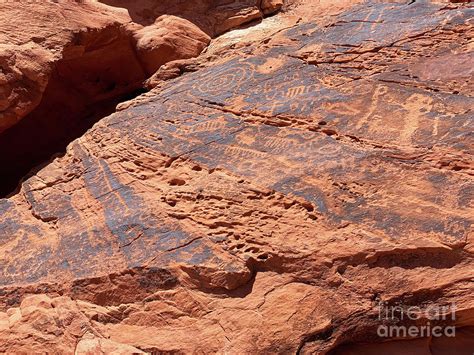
[0,26,149,197]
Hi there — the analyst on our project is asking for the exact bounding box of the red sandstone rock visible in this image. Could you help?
[0,43,54,133]
[261,0,285,15]
[134,15,211,76]
[97,0,285,36]
[0,0,473,354]
[0,1,127,134]
[0,0,284,196]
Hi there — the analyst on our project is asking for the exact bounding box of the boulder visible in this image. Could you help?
[134,15,211,76]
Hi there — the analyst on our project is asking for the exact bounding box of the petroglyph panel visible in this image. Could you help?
[0,4,472,346]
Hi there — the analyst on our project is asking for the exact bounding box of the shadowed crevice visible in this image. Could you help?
[0,27,149,198]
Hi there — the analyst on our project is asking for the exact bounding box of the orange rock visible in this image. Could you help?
[0,0,281,134]
[134,15,211,76]
[76,333,146,355]
[0,0,473,354]
[261,0,284,15]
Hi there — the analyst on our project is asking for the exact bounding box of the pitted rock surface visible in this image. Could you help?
[0,1,473,354]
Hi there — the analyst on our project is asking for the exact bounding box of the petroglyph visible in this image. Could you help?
[400,93,433,145]
[356,85,388,130]
[196,61,255,96]
[286,85,308,98]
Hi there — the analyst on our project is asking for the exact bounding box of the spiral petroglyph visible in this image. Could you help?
[196,61,255,96]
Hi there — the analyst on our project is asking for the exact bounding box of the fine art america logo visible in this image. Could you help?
[377,301,456,338]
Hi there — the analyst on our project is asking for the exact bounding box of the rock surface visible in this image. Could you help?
[97,0,285,36]
[0,0,473,354]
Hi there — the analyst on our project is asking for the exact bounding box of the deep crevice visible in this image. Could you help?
[0,28,149,198]
[0,86,147,198]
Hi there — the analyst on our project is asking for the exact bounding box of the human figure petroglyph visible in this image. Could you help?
[356,84,388,130]
[400,93,433,146]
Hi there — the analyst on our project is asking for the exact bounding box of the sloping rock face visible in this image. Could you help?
[0,0,473,354]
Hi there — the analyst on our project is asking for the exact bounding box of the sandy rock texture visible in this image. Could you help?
[0,0,473,354]
[0,1,124,134]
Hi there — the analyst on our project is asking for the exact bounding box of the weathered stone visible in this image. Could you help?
[261,0,285,15]
[0,0,283,196]
[133,15,211,76]
[0,0,473,354]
